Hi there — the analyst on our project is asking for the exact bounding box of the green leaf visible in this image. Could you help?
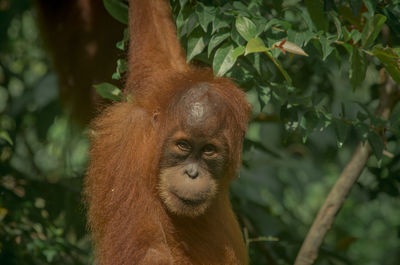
[103,0,128,24]
[111,73,120,80]
[232,1,249,13]
[43,249,57,263]
[0,130,13,145]
[235,17,258,41]
[319,36,335,60]
[94,83,122,101]
[333,119,350,148]
[232,46,245,60]
[361,14,386,48]
[372,45,400,84]
[355,122,370,141]
[299,117,309,143]
[272,83,289,105]
[257,85,271,110]
[208,31,230,57]
[349,47,367,89]
[213,44,236,77]
[179,0,188,7]
[118,59,128,72]
[187,28,207,61]
[252,53,261,75]
[112,59,128,80]
[196,3,215,32]
[175,7,185,35]
[304,0,329,31]
[245,37,268,55]
[298,30,316,46]
[351,29,362,44]
[329,12,342,40]
[212,14,230,34]
[116,28,129,51]
[231,25,246,46]
[265,18,291,31]
[253,17,269,36]
[182,13,199,37]
[368,131,384,160]
[343,27,352,42]
[363,0,376,15]
[356,102,373,119]
[300,111,322,142]
[341,43,353,54]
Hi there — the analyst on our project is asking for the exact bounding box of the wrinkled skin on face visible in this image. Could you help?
[158,83,230,217]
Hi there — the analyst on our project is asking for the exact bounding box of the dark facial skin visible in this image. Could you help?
[158,84,229,217]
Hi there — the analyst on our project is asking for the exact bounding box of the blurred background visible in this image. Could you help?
[0,0,400,265]
[0,1,91,264]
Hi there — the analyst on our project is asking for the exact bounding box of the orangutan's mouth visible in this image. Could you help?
[170,190,207,206]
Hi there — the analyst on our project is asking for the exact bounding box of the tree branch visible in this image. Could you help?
[294,71,400,265]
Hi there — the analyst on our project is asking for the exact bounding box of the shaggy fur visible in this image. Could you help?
[85,0,251,264]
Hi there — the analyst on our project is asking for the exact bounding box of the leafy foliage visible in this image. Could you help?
[102,0,129,24]
[170,0,400,163]
[94,83,122,101]
[0,3,90,264]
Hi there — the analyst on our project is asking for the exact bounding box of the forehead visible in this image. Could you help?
[168,130,226,146]
[175,83,227,136]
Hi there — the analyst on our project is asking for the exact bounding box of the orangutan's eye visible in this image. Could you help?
[176,140,191,152]
[203,144,216,156]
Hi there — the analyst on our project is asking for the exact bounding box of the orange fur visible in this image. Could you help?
[85,0,251,264]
